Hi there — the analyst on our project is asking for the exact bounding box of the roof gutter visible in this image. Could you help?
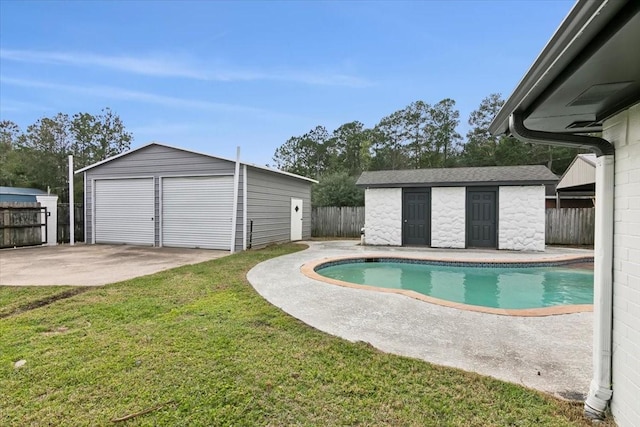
[508,112,614,156]
[508,111,614,420]
[489,0,620,136]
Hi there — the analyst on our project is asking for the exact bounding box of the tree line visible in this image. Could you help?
[0,108,132,203]
[272,94,582,206]
[1,95,582,208]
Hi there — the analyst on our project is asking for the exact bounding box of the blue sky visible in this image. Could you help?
[0,0,574,167]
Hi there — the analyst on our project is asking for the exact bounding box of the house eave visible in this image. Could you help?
[490,0,638,136]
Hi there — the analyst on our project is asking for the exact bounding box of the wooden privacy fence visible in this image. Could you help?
[312,206,365,237]
[546,208,595,245]
[0,202,46,248]
[57,203,85,243]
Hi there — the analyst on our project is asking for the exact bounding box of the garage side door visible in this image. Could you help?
[162,176,234,249]
[94,178,155,245]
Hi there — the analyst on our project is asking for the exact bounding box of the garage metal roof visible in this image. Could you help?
[75,142,318,183]
[356,165,558,188]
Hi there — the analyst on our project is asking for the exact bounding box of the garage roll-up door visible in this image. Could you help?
[94,178,155,245]
[162,176,234,249]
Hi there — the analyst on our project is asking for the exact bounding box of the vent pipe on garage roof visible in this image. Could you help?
[508,112,614,420]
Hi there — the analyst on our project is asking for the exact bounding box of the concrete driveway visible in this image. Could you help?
[0,244,228,286]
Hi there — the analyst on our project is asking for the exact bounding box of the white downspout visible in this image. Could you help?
[68,155,75,246]
[508,112,615,418]
[585,154,614,419]
[230,147,240,254]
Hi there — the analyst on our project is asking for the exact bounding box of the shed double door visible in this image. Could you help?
[161,176,234,250]
[467,189,497,248]
[403,189,430,246]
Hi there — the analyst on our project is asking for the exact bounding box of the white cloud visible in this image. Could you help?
[0,49,207,79]
[0,76,275,115]
[0,99,52,114]
[0,48,372,87]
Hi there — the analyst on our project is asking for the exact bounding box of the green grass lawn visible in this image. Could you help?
[0,285,76,318]
[0,244,603,426]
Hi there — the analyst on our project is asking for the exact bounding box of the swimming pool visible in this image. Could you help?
[307,257,594,315]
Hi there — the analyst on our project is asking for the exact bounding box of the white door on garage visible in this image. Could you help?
[290,198,303,241]
[94,178,155,245]
[161,176,234,249]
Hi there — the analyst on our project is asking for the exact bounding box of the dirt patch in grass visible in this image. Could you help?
[0,286,89,319]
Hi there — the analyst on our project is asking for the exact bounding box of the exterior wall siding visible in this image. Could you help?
[607,103,640,427]
[234,167,245,251]
[557,155,595,189]
[431,187,465,248]
[245,167,312,249]
[364,188,402,245]
[498,186,545,251]
[84,144,242,250]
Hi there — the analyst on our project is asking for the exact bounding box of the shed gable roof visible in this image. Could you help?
[556,154,596,191]
[356,165,558,188]
[75,142,317,183]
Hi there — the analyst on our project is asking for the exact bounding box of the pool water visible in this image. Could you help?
[316,261,593,309]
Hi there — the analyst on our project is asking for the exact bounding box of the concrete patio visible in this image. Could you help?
[247,240,594,400]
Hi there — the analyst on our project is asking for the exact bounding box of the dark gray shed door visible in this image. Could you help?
[403,189,430,246]
[467,189,497,248]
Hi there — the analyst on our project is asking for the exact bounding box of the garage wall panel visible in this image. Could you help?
[246,167,312,248]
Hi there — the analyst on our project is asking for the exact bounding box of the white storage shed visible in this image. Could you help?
[356,165,558,251]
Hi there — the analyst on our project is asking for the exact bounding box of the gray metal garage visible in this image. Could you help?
[77,142,315,251]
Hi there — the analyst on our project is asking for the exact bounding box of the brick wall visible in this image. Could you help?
[607,102,640,427]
